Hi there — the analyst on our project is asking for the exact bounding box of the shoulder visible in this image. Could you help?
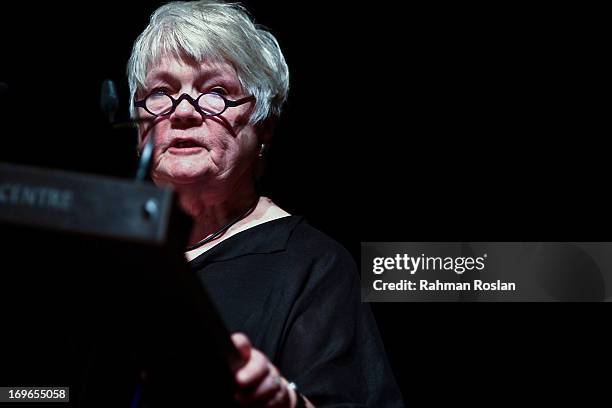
[284,218,359,283]
[288,219,349,255]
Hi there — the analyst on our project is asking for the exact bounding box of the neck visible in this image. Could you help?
[173,178,259,247]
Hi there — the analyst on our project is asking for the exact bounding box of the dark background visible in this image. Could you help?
[0,1,608,405]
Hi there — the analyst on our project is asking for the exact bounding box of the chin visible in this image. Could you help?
[154,164,213,186]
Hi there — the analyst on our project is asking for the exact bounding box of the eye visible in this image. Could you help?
[208,87,228,96]
[149,87,171,95]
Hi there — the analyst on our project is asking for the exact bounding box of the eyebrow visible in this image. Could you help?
[144,72,179,88]
[145,69,234,88]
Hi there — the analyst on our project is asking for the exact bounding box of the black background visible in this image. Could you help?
[0,1,608,405]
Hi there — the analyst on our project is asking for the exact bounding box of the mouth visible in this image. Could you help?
[167,138,205,155]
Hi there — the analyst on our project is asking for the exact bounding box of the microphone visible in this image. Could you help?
[98,79,155,181]
[135,131,155,182]
[100,79,119,124]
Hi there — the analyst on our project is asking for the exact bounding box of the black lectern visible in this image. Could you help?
[0,162,242,407]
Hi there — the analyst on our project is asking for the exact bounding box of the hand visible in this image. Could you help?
[231,332,297,408]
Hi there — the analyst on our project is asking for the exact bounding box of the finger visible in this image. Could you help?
[235,372,282,405]
[235,348,270,387]
[263,381,290,408]
[231,332,252,367]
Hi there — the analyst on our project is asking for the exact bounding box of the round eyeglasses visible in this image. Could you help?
[134,91,255,117]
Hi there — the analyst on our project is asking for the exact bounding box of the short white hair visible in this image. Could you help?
[127,0,289,124]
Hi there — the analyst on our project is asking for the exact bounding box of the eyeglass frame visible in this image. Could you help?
[134,91,255,117]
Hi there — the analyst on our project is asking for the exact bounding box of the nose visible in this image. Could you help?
[170,94,202,126]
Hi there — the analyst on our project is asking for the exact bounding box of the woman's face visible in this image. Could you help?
[137,58,259,192]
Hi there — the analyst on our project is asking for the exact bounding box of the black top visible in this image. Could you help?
[189,215,404,407]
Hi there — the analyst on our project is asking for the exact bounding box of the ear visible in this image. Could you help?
[255,117,276,144]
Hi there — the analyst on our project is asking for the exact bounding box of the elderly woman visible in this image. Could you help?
[128,1,403,407]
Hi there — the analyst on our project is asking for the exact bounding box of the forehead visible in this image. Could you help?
[145,57,239,85]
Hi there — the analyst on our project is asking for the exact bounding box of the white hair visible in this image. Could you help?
[127,0,289,124]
